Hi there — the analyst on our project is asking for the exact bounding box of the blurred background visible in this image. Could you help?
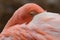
[0,0,60,32]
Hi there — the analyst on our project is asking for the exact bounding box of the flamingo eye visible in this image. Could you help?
[30,12,37,16]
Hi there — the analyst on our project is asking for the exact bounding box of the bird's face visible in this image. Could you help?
[20,11,39,24]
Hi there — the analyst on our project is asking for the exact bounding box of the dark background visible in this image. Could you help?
[0,0,60,32]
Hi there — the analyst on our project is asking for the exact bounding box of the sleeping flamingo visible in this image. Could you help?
[0,3,60,40]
